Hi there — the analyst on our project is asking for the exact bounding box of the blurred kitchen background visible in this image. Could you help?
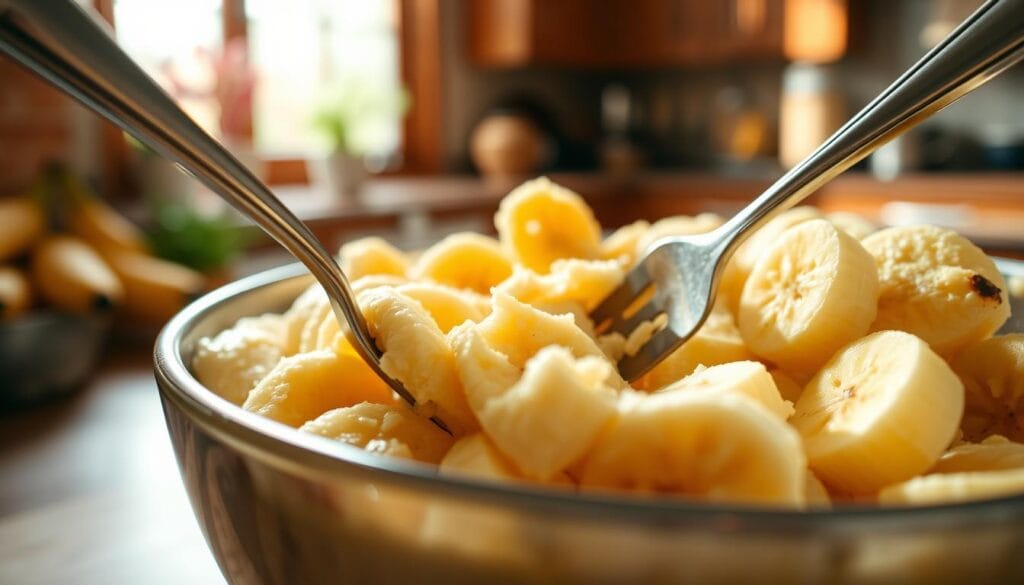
[3,0,1023,266]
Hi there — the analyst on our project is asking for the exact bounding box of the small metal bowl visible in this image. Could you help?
[0,311,110,407]
[155,261,1024,585]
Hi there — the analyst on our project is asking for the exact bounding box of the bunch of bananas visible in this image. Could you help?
[0,171,206,325]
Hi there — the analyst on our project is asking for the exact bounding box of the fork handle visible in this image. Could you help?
[713,0,1024,258]
[0,1,407,401]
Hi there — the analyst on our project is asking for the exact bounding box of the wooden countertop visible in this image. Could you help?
[0,346,225,585]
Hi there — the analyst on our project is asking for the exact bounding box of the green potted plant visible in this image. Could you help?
[310,80,408,200]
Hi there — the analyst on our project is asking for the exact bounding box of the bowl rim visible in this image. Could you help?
[155,261,1024,528]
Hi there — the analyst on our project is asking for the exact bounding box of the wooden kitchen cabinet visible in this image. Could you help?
[467,0,789,68]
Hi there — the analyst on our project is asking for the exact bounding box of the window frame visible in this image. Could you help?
[93,0,442,194]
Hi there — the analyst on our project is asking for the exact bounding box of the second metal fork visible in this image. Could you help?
[591,0,1024,382]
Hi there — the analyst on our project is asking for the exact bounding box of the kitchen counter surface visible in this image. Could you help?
[0,345,225,585]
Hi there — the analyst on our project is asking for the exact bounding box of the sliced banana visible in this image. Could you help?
[862,225,1010,356]
[495,258,624,311]
[477,291,611,372]
[951,334,1024,442]
[657,361,793,421]
[599,220,649,265]
[396,282,488,333]
[193,323,285,405]
[878,468,1024,506]
[580,389,806,506]
[476,346,618,480]
[339,236,409,280]
[719,206,823,313]
[242,349,395,427]
[826,210,877,240]
[768,368,804,405]
[411,232,512,294]
[634,213,723,258]
[931,435,1024,474]
[358,286,478,434]
[494,177,601,273]
[300,402,454,464]
[447,321,521,414]
[738,219,880,374]
[791,330,964,495]
[639,300,753,391]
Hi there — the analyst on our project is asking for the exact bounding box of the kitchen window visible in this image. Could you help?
[95,0,440,186]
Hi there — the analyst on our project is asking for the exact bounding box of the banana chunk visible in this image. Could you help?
[639,301,753,391]
[448,322,521,413]
[339,236,409,280]
[580,390,806,507]
[600,220,650,266]
[952,334,1024,442]
[300,402,454,464]
[358,286,478,434]
[738,219,880,374]
[932,435,1024,473]
[862,225,1010,356]
[878,469,1024,506]
[791,330,964,495]
[477,346,618,480]
[194,320,286,405]
[242,349,395,427]
[658,361,793,421]
[396,282,489,333]
[494,177,601,273]
[495,258,624,312]
[411,233,513,294]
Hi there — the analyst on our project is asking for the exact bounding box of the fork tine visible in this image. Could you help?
[590,263,653,324]
[617,326,683,382]
[607,299,663,338]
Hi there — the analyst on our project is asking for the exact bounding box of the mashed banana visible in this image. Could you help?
[194,177,1022,508]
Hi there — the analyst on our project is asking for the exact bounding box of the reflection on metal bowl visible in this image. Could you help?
[0,311,110,407]
[155,262,1024,585]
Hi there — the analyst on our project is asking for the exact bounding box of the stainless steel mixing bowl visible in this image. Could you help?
[155,261,1024,585]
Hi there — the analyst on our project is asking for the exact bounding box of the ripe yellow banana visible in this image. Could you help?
[0,197,46,262]
[790,330,964,495]
[300,402,454,464]
[719,206,822,313]
[0,266,33,320]
[103,250,205,324]
[494,177,602,273]
[862,225,1010,356]
[952,334,1024,443]
[579,389,806,507]
[657,360,793,421]
[738,219,880,375]
[30,235,123,313]
[411,232,512,294]
[64,186,149,255]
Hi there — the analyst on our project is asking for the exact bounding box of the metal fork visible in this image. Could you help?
[0,1,441,426]
[592,0,1024,382]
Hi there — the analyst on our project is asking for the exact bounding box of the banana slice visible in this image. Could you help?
[951,334,1024,442]
[411,233,512,294]
[657,361,793,421]
[193,323,285,405]
[719,206,823,313]
[862,225,1010,356]
[494,177,601,273]
[878,468,1024,506]
[477,291,611,371]
[339,236,409,280]
[790,330,964,495]
[300,402,454,463]
[805,470,832,508]
[931,435,1024,473]
[396,282,488,333]
[639,300,753,391]
[0,266,32,320]
[495,258,624,311]
[768,368,804,404]
[634,213,723,258]
[579,389,806,506]
[826,210,877,240]
[738,219,880,374]
[476,346,618,480]
[600,220,649,265]
[242,349,395,427]
[359,286,478,434]
[448,322,521,414]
